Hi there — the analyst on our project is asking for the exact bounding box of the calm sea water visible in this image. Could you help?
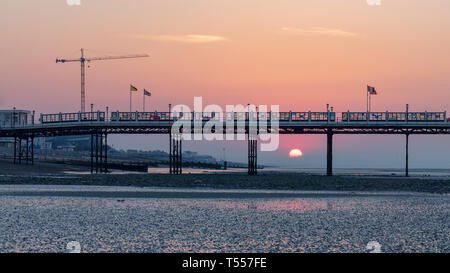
[0,187,448,252]
[65,166,450,178]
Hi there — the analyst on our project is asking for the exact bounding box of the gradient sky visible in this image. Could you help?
[1,0,450,168]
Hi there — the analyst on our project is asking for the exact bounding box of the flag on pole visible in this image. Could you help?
[144,89,151,96]
[130,85,138,92]
[367,85,377,95]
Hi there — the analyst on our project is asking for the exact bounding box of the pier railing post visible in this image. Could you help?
[18,138,22,164]
[99,133,103,173]
[31,136,34,165]
[26,137,29,165]
[95,134,99,174]
[13,137,17,164]
[169,131,172,174]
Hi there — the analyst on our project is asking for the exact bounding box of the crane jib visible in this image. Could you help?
[55,48,149,113]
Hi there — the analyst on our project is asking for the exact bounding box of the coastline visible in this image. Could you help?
[1,158,449,194]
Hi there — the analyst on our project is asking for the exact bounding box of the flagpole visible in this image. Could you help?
[143,90,145,112]
[130,89,132,113]
[366,87,369,113]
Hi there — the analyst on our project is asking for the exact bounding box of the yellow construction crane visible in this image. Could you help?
[56,48,149,112]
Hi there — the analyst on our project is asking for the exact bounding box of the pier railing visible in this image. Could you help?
[40,111,105,123]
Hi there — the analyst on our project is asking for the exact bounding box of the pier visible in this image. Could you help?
[1,109,449,176]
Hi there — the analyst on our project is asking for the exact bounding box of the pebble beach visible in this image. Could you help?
[0,185,448,253]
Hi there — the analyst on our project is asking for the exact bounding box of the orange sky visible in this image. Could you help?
[1,0,450,167]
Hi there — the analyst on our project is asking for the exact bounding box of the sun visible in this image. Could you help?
[289,148,303,158]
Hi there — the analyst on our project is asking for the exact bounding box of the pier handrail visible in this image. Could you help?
[34,110,447,125]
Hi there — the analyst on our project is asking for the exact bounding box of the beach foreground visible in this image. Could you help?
[0,184,448,253]
[1,165,449,253]
[0,172,449,193]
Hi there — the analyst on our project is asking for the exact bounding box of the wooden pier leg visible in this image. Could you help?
[405,134,409,177]
[90,134,94,174]
[104,134,108,173]
[26,137,29,165]
[18,138,22,165]
[95,134,99,174]
[327,131,333,176]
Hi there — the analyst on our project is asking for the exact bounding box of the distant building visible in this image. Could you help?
[33,137,52,150]
[56,145,76,152]
[0,138,14,148]
[0,109,32,127]
[37,135,91,151]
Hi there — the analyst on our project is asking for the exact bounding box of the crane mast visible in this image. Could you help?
[56,48,149,112]
[81,48,85,113]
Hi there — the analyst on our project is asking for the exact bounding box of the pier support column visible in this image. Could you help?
[405,133,409,177]
[13,137,31,165]
[13,137,17,164]
[31,136,34,165]
[248,134,257,175]
[90,134,94,174]
[169,132,182,174]
[326,130,333,176]
[18,138,22,164]
[26,137,29,164]
[95,134,99,174]
[104,133,108,173]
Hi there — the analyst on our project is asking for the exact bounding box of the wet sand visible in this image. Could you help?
[0,172,448,194]
[0,185,448,253]
[0,158,89,175]
[1,154,449,255]
[1,157,450,194]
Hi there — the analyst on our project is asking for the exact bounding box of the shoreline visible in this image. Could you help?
[0,158,449,194]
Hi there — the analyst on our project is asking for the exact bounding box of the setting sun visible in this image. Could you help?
[289,149,303,158]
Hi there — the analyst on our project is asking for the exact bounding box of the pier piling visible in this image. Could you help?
[405,133,409,177]
[327,130,333,176]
